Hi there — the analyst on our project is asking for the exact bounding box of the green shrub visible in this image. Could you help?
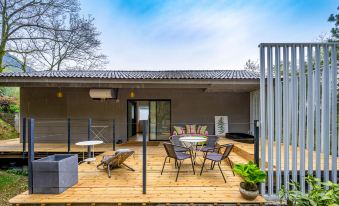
[233,161,266,191]
[0,95,19,113]
[8,104,19,113]
[279,175,339,206]
[6,168,28,176]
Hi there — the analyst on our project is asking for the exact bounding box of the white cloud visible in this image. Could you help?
[80,0,333,70]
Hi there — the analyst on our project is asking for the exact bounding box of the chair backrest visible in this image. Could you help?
[107,149,134,167]
[220,144,234,160]
[169,135,184,146]
[163,142,178,159]
[206,135,219,148]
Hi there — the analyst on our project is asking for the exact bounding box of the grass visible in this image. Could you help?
[0,118,18,140]
[0,170,27,206]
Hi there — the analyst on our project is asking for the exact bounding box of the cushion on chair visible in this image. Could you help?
[176,152,191,160]
[173,126,186,135]
[206,152,223,161]
[185,125,197,134]
[197,125,208,135]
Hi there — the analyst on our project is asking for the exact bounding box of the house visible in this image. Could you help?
[0,70,260,143]
[0,42,337,206]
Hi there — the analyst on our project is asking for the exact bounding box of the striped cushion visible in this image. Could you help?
[185,125,197,134]
[197,125,208,135]
[173,126,185,135]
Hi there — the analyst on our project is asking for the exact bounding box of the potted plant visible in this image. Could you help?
[233,161,266,200]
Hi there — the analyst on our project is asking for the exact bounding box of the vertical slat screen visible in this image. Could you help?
[259,45,266,195]
[331,45,338,183]
[322,45,330,184]
[299,46,306,192]
[282,46,290,193]
[315,45,321,179]
[291,45,298,185]
[306,45,314,190]
[275,47,282,192]
[259,43,338,199]
[267,46,274,196]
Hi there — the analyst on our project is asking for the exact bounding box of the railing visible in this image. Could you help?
[21,118,118,156]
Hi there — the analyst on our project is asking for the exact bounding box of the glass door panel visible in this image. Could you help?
[149,100,171,141]
[149,101,157,140]
[127,101,137,139]
[156,101,171,140]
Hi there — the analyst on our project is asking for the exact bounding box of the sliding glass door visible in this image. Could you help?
[149,100,171,141]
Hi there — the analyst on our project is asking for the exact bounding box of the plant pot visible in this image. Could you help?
[239,182,259,200]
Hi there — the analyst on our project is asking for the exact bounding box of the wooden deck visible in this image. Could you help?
[3,137,338,205]
[8,140,266,205]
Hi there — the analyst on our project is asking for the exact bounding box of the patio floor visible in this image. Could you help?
[8,141,266,205]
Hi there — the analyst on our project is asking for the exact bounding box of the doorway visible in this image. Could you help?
[127,100,171,141]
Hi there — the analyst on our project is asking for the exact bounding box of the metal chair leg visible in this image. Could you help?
[121,163,135,171]
[175,160,182,181]
[107,166,111,178]
[190,156,195,175]
[212,161,216,169]
[217,162,227,183]
[161,156,168,175]
[97,161,104,168]
[200,157,207,175]
[227,157,235,176]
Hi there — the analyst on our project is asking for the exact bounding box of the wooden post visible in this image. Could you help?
[142,120,148,194]
[88,118,92,158]
[112,119,116,151]
[67,118,71,153]
[22,117,26,159]
[28,118,35,194]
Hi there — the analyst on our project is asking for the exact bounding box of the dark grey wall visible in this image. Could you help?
[20,87,250,143]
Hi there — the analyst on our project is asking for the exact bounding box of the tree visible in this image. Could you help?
[0,0,107,72]
[328,6,339,41]
[0,0,79,72]
[244,59,259,72]
[30,13,106,71]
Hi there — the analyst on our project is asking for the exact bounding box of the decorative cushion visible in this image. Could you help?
[173,126,186,135]
[185,125,197,134]
[197,125,208,135]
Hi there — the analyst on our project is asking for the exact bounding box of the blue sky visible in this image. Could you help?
[80,0,337,70]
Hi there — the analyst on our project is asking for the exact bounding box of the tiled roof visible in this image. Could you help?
[0,70,259,80]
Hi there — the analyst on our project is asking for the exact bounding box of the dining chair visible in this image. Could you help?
[161,142,195,181]
[200,135,219,154]
[169,135,190,153]
[199,143,234,183]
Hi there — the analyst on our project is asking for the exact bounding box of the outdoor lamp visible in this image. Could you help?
[130,90,135,98]
[56,88,63,98]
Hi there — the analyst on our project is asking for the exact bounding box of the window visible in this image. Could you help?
[139,106,149,120]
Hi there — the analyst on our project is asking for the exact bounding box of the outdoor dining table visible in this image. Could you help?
[179,136,207,164]
[75,140,103,163]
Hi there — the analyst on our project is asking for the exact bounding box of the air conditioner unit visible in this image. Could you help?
[89,88,119,100]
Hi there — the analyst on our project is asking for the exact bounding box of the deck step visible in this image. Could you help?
[228,153,249,166]
[231,145,254,162]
